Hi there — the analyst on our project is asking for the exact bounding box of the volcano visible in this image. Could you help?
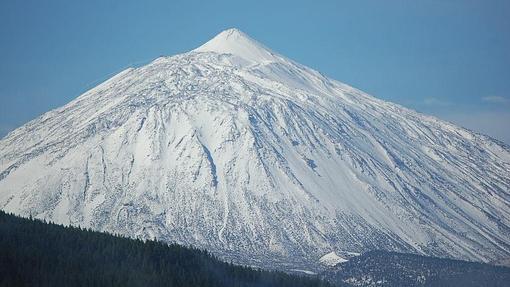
[1,28,509,271]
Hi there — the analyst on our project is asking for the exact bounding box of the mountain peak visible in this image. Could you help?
[2,26,510,273]
[194,28,278,63]
[217,28,246,38]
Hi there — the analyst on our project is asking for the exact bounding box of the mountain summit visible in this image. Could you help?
[194,28,279,63]
[1,28,509,272]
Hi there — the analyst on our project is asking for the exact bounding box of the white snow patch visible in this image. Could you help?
[319,251,348,266]
[290,269,317,275]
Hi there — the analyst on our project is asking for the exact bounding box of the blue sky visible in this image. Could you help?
[1,0,509,143]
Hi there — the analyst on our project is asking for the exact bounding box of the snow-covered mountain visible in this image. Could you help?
[1,28,509,271]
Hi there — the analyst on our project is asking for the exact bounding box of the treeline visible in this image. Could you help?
[0,210,331,287]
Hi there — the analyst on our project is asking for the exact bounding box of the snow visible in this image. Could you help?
[0,28,509,272]
[290,269,317,275]
[320,252,348,266]
[194,28,280,64]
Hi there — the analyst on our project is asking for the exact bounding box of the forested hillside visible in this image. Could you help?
[324,250,510,286]
[2,210,509,287]
[0,210,331,287]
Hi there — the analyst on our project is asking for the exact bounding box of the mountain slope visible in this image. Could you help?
[0,28,509,271]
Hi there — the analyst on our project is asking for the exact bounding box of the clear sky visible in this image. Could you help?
[1,0,509,143]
